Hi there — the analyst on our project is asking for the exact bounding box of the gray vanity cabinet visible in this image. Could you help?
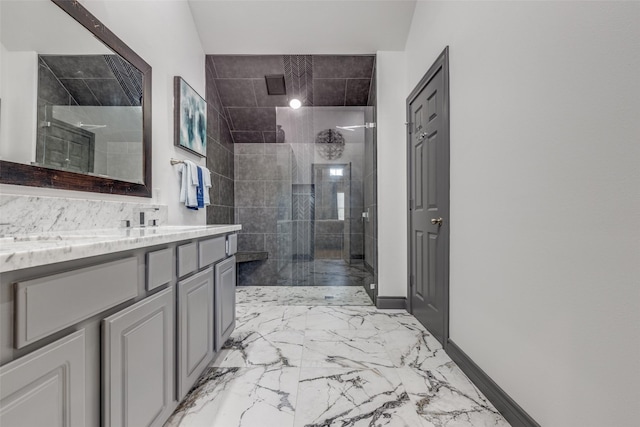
[177,267,215,399]
[102,287,175,427]
[215,256,236,352]
[0,230,239,427]
[0,330,86,427]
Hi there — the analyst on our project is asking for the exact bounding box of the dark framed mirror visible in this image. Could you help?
[0,0,152,197]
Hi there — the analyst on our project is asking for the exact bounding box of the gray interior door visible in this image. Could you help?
[407,47,450,347]
[38,118,95,173]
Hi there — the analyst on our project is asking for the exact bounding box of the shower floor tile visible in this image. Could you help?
[236,285,373,306]
[278,259,371,286]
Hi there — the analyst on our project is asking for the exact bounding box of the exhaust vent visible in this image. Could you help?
[265,74,286,95]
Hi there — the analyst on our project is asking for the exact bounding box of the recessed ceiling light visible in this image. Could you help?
[289,99,302,109]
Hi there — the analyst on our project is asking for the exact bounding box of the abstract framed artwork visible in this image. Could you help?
[174,76,207,157]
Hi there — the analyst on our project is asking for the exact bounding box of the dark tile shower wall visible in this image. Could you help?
[206,55,375,135]
[205,54,377,287]
[312,56,375,106]
[208,55,287,144]
[234,143,292,285]
[205,57,235,224]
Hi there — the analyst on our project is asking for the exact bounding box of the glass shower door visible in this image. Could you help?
[274,106,372,286]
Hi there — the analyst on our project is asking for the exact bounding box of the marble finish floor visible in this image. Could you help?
[166,288,510,427]
[237,285,373,306]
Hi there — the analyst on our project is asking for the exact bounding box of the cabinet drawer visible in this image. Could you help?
[15,257,138,349]
[177,242,198,278]
[198,236,226,268]
[147,248,173,291]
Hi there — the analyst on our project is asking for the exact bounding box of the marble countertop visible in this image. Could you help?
[0,224,242,273]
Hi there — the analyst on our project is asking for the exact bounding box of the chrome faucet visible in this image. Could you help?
[136,207,160,227]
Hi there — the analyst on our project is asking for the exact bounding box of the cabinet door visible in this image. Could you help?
[177,267,214,399]
[0,330,85,427]
[215,256,236,351]
[102,288,174,427]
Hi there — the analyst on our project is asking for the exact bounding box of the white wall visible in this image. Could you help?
[0,0,207,226]
[376,51,407,297]
[0,46,37,164]
[403,1,640,426]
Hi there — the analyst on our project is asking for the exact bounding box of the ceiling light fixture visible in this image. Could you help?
[289,98,302,109]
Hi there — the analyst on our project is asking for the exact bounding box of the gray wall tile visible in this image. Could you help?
[253,78,288,107]
[237,207,278,233]
[207,141,227,176]
[264,234,279,258]
[265,181,291,207]
[220,176,234,206]
[59,79,100,105]
[315,234,343,251]
[232,131,264,143]
[209,173,221,205]
[215,79,257,107]
[263,131,277,143]
[207,103,220,141]
[235,181,265,207]
[350,233,364,257]
[205,56,218,79]
[220,117,235,149]
[211,55,284,79]
[207,205,228,224]
[206,65,225,115]
[315,220,344,235]
[313,79,346,106]
[235,143,265,155]
[238,259,278,285]
[228,107,276,132]
[43,55,113,79]
[238,234,265,252]
[345,79,371,106]
[313,55,375,79]
[84,80,130,106]
[38,63,73,105]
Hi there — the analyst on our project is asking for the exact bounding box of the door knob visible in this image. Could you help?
[431,217,443,225]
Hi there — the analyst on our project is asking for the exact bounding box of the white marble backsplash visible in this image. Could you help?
[0,194,168,235]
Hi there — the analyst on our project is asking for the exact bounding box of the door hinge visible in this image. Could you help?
[410,275,414,288]
[405,122,412,134]
[409,198,414,210]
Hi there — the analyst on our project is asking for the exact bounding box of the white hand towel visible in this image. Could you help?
[178,163,188,204]
[178,160,199,208]
[200,166,212,205]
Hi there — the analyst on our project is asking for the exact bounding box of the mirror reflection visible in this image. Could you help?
[37,55,143,182]
[1,0,144,184]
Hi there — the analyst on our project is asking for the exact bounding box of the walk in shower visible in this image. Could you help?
[204,54,377,297]
[235,106,376,289]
